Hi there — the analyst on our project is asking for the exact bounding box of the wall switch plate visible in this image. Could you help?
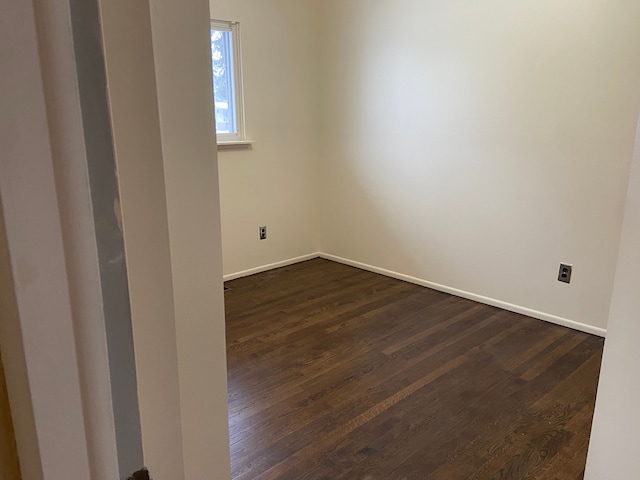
[558,263,572,284]
[259,225,267,240]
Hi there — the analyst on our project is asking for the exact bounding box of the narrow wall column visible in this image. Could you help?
[148,0,232,477]
[99,0,186,477]
[585,117,640,479]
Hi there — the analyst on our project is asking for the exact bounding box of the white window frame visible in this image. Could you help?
[210,19,249,145]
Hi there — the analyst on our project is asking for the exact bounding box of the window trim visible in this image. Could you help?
[210,19,248,145]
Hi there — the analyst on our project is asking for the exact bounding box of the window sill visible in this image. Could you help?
[217,139,254,150]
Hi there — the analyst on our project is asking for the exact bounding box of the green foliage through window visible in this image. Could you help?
[210,22,238,135]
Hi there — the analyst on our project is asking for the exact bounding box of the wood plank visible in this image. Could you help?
[0,349,21,480]
[225,258,603,480]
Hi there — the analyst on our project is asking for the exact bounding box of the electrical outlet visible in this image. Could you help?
[259,226,267,240]
[558,263,572,284]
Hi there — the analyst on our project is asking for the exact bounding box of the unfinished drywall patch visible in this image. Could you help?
[99,0,186,476]
[67,0,144,475]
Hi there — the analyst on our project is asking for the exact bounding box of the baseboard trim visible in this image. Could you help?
[223,251,606,337]
[319,253,607,338]
[223,253,321,281]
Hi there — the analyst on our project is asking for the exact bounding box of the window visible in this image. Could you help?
[210,19,247,144]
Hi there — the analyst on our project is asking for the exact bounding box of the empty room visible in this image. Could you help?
[3,0,640,479]
[211,0,640,478]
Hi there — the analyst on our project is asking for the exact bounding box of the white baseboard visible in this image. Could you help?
[223,251,606,337]
[319,253,607,338]
[223,253,321,281]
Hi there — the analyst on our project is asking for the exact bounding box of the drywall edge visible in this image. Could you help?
[223,253,320,281]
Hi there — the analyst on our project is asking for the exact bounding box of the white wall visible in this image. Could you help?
[99,0,185,477]
[35,0,123,475]
[0,0,100,477]
[148,0,232,478]
[209,0,321,276]
[585,117,640,479]
[319,0,640,332]
[101,0,231,477]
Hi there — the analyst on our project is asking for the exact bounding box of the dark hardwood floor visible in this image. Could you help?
[224,258,603,480]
